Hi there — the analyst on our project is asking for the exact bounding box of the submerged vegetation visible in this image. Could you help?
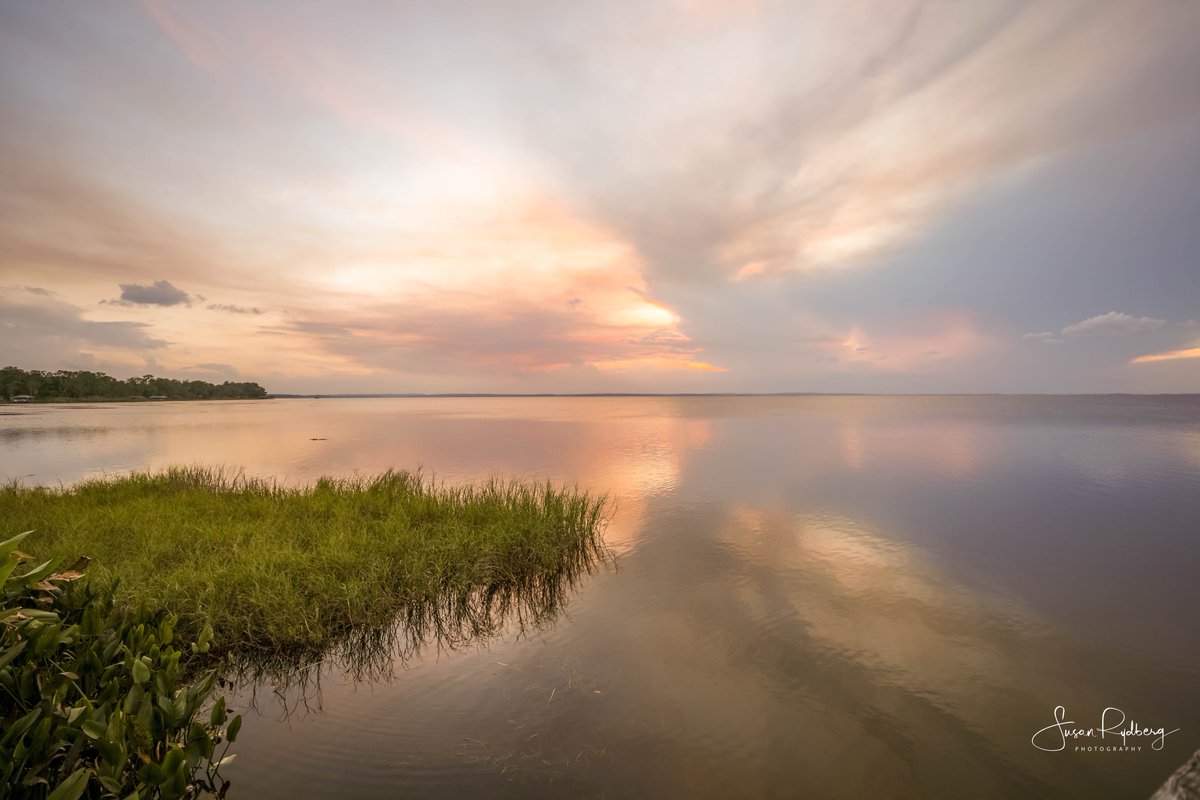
[0,467,610,658]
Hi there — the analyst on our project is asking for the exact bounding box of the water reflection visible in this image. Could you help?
[223,528,610,718]
[2,396,1198,799]
[720,510,1065,782]
[0,424,115,442]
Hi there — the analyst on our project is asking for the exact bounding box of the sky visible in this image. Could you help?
[1,0,1198,394]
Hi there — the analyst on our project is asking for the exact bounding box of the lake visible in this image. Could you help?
[2,395,1197,798]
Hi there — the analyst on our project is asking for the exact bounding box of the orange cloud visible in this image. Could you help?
[277,189,725,381]
[1131,346,1200,364]
[142,0,463,158]
[829,318,988,372]
[141,0,222,70]
[591,357,727,373]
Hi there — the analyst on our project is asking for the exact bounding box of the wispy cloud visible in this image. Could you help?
[1131,346,1200,364]
[208,303,263,315]
[1,1,1196,391]
[1027,311,1168,343]
[1023,331,1063,344]
[1061,311,1167,337]
[140,0,224,70]
[0,286,169,370]
[502,1,1197,286]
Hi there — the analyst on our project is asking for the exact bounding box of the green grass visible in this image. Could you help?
[0,467,609,658]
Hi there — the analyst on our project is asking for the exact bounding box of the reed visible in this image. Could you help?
[0,467,609,656]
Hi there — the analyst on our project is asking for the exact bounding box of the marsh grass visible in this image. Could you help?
[0,467,609,659]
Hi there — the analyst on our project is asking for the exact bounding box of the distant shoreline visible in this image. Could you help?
[1,366,269,403]
[5,392,1197,404]
[1,396,266,404]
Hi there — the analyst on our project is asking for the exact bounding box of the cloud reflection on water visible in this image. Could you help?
[1,397,1197,798]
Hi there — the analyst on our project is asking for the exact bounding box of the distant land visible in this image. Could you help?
[4,366,1195,403]
[0,366,267,402]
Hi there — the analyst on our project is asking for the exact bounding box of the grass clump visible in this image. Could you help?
[0,467,609,658]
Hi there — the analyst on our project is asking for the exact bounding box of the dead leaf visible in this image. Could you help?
[65,556,92,572]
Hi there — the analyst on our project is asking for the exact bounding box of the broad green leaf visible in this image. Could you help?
[98,775,125,793]
[16,608,61,622]
[81,719,107,739]
[0,639,27,670]
[46,767,91,800]
[123,684,145,715]
[226,714,242,742]
[161,746,185,776]
[0,554,20,585]
[139,761,165,785]
[13,558,56,585]
[0,530,33,559]
[1,707,42,747]
[210,696,227,726]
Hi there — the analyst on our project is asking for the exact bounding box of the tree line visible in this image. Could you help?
[0,366,268,401]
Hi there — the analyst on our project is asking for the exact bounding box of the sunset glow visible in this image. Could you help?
[1,1,1197,393]
[1132,346,1200,365]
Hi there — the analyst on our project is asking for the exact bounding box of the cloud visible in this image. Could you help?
[1060,311,1167,337]
[497,1,1198,290]
[256,190,727,384]
[286,297,723,382]
[207,303,263,315]
[1023,331,1063,344]
[0,287,168,369]
[1026,311,1167,343]
[140,0,224,71]
[0,108,243,290]
[114,279,192,306]
[828,317,990,373]
[177,362,244,380]
[1131,346,1200,364]
[2,1,1198,392]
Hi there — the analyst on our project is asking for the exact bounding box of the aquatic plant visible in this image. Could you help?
[0,532,241,800]
[0,467,610,657]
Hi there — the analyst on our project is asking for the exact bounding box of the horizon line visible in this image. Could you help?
[264,391,1200,398]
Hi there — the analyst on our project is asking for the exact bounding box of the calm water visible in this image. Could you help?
[2,396,1198,798]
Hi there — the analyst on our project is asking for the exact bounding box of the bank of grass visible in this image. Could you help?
[0,467,608,656]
